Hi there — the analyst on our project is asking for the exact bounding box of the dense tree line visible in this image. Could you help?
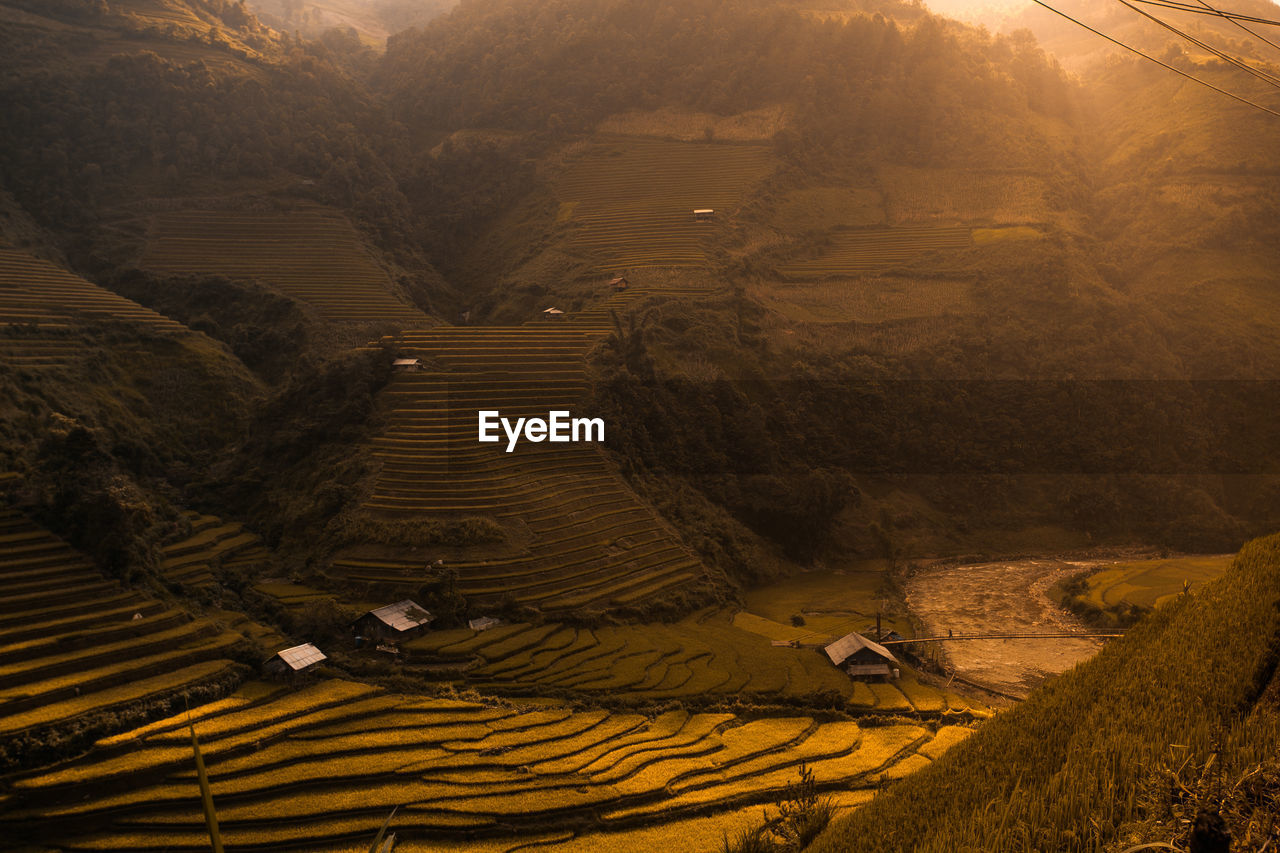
[383,0,1077,167]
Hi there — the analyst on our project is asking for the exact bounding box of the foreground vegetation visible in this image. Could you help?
[807,533,1280,852]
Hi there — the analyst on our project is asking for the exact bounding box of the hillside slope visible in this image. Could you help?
[807,533,1280,852]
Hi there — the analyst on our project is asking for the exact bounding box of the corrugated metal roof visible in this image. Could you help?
[393,358,420,366]
[823,632,899,667]
[469,616,500,631]
[368,600,434,632]
[275,643,326,671]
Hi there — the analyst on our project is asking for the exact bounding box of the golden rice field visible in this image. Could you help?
[0,246,186,367]
[0,509,247,743]
[555,137,775,270]
[776,227,972,279]
[0,678,973,851]
[1078,554,1233,611]
[160,511,270,588]
[408,611,983,715]
[773,187,887,233]
[334,286,708,612]
[139,208,427,324]
[752,276,976,324]
[877,167,1051,225]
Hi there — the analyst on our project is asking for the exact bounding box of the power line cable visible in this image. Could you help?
[1029,0,1280,118]
[1111,0,1280,89]
[1130,0,1280,29]
[1188,0,1280,56]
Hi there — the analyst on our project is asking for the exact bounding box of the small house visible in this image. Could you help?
[693,209,715,222]
[542,307,564,320]
[823,631,900,680]
[609,275,630,290]
[353,600,434,643]
[469,616,501,632]
[392,358,422,372]
[264,643,326,676]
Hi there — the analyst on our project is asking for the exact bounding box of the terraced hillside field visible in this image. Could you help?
[556,138,775,270]
[332,287,710,612]
[877,167,1052,226]
[406,612,985,715]
[139,208,427,324]
[1075,554,1233,611]
[0,247,187,367]
[777,227,972,279]
[159,511,270,588]
[0,509,248,751]
[752,276,976,324]
[0,678,972,852]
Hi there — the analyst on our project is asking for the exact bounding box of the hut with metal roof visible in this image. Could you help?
[823,631,900,680]
[353,600,434,643]
[264,643,326,676]
[468,616,501,632]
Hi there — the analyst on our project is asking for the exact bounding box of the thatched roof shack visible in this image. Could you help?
[264,643,326,676]
[353,600,434,643]
[824,631,900,680]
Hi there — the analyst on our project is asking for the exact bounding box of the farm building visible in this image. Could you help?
[392,358,422,372]
[353,600,434,642]
[824,631,900,680]
[542,307,565,319]
[264,643,326,676]
[609,275,630,290]
[469,616,501,632]
[693,209,715,222]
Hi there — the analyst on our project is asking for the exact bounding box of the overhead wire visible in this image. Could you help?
[1186,0,1280,57]
[1129,0,1280,29]
[1029,0,1280,118]
[1110,0,1280,89]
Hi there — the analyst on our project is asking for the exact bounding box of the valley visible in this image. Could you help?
[1,0,1279,850]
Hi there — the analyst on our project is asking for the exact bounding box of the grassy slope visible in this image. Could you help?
[807,533,1280,853]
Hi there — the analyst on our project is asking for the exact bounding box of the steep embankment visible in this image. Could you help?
[807,533,1280,852]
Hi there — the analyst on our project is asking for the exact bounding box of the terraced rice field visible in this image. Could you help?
[877,167,1052,225]
[777,227,972,279]
[0,247,186,367]
[332,287,709,612]
[407,612,984,714]
[139,208,426,323]
[0,679,970,851]
[0,509,247,743]
[752,276,976,324]
[159,511,269,588]
[556,138,775,270]
[1077,554,1233,610]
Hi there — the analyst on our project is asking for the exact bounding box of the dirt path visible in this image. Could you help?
[904,559,1105,698]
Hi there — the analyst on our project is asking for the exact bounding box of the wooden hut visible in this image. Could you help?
[353,600,434,643]
[823,631,900,680]
[264,643,326,676]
